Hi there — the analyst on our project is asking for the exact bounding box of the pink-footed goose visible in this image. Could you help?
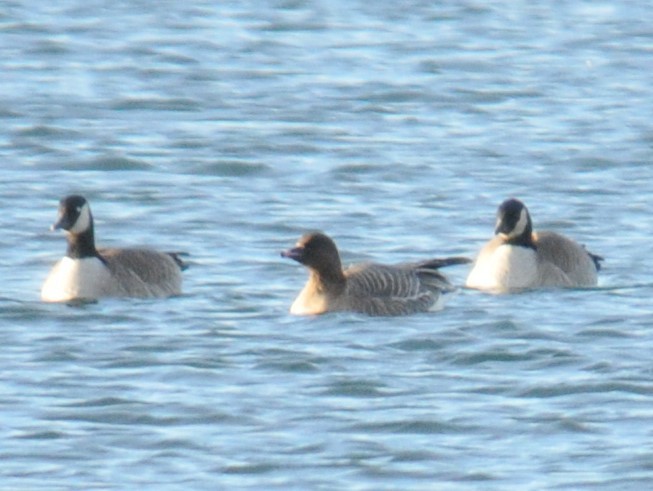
[282,232,471,316]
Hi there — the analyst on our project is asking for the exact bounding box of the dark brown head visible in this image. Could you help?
[281,232,344,280]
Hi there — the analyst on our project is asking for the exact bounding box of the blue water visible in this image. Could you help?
[2,1,653,489]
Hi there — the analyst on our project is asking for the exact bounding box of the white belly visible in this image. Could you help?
[41,257,111,302]
[466,244,538,291]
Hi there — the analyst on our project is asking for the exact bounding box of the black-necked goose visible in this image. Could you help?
[41,195,186,302]
[282,232,471,316]
[466,198,602,292]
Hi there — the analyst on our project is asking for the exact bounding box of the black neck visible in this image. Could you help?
[65,223,101,260]
[505,223,536,250]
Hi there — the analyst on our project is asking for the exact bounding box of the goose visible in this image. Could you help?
[466,198,602,292]
[41,195,187,302]
[281,232,471,316]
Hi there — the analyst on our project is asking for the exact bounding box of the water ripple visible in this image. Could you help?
[2,1,653,489]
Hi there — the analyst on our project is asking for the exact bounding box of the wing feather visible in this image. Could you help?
[343,263,452,316]
[534,232,599,286]
[99,248,183,297]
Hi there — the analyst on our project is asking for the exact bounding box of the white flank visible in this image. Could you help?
[428,290,451,312]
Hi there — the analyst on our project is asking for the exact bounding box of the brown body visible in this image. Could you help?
[283,232,470,316]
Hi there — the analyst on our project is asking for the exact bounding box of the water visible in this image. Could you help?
[2,1,653,489]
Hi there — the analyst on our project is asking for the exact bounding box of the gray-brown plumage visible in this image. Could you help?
[466,198,602,292]
[41,195,186,302]
[282,232,471,316]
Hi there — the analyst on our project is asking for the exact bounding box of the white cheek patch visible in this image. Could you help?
[510,208,529,238]
[69,203,91,234]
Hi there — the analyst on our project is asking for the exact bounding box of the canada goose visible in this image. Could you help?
[281,232,471,316]
[466,198,602,292]
[41,195,186,302]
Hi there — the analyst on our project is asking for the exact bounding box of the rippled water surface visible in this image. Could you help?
[2,1,653,489]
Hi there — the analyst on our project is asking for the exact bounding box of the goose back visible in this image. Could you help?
[99,248,183,297]
[533,232,599,286]
[339,260,461,316]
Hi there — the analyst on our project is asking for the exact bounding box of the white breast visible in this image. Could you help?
[41,256,111,302]
[466,244,538,291]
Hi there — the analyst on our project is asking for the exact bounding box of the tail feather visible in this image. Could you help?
[581,244,603,272]
[589,252,603,272]
[413,256,471,293]
[167,252,189,271]
[415,256,472,270]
